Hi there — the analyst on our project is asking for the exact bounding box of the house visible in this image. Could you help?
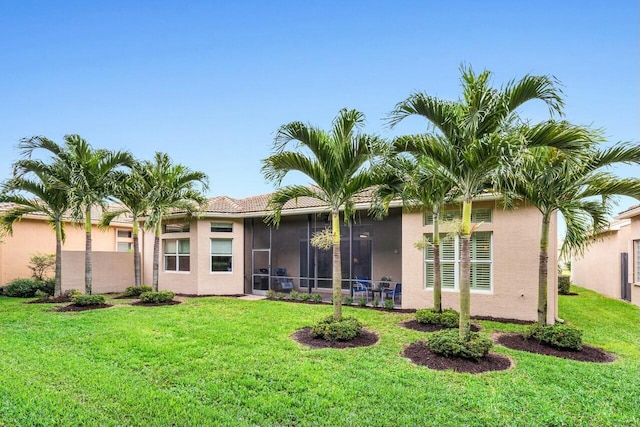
[139,192,558,323]
[0,203,135,294]
[572,204,640,306]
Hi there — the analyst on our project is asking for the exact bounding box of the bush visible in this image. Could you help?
[343,296,354,305]
[523,323,583,350]
[299,292,311,302]
[139,291,175,304]
[357,297,367,307]
[276,292,286,300]
[266,289,276,299]
[64,289,82,298]
[383,298,395,309]
[558,276,571,295]
[415,308,459,328]
[72,294,106,306]
[311,293,323,303]
[310,316,363,341]
[371,297,379,307]
[289,290,300,300]
[124,285,153,297]
[4,278,50,297]
[427,329,493,360]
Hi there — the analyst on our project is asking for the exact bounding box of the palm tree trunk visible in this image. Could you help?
[84,207,92,295]
[132,217,141,286]
[54,220,62,297]
[538,212,550,325]
[459,200,472,340]
[152,221,161,292]
[432,208,442,312]
[331,210,343,321]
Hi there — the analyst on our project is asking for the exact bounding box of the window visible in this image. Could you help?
[424,208,492,225]
[211,239,233,272]
[424,232,492,291]
[635,240,640,282]
[116,228,133,252]
[211,222,233,233]
[163,222,190,233]
[164,239,190,272]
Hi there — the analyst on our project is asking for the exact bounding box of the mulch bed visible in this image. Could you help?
[404,341,513,373]
[131,300,182,307]
[26,295,72,304]
[53,304,113,312]
[496,333,616,363]
[401,319,481,332]
[292,327,379,349]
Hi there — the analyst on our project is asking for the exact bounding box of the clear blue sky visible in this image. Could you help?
[0,0,638,215]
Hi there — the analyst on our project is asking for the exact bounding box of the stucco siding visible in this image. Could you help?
[0,218,129,286]
[61,251,134,293]
[401,201,557,322]
[196,218,245,295]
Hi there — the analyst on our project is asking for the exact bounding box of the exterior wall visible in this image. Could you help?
[152,217,245,295]
[61,251,134,293]
[630,217,640,305]
[195,218,245,295]
[0,218,130,286]
[571,228,630,301]
[401,201,558,323]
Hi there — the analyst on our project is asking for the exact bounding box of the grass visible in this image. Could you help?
[0,285,638,426]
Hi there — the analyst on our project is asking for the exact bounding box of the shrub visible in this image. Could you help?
[289,290,300,300]
[343,296,354,305]
[558,276,571,295]
[4,278,46,297]
[415,308,459,328]
[276,292,286,300]
[28,253,55,281]
[357,297,367,307]
[310,316,363,341]
[266,289,276,299]
[299,293,311,302]
[64,289,82,298]
[371,297,379,307]
[523,323,583,350]
[383,298,395,309]
[139,291,175,304]
[427,329,493,360]
[34,290,49,299]
[124,285,153,297]
[311,293,323,303]
[72,294,106,306]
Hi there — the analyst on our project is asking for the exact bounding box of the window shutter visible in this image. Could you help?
[472,232,492,260]
[423,234,434,260]
[471,208,492,223]
[471,263,491,290]
[425,262,434,288]
[441,263,456,289]
[440,237,455,261]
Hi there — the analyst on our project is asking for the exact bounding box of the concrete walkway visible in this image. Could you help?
[237,294,267,301]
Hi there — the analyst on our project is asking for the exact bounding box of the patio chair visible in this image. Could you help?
[384,282,402,305]
[353,276,370,301]
[274,268,294,292]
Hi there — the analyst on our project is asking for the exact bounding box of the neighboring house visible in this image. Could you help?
[141,193,558,323]
[572,204,640,306]
[0,203,135,293]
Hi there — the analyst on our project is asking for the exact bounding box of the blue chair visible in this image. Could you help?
[384,283,402,305]
[274,268,294,292]
[353,276,370,300]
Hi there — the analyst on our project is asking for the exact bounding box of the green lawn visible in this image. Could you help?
[0,286,638,426]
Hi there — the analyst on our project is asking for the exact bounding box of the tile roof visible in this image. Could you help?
[0,201,133,225]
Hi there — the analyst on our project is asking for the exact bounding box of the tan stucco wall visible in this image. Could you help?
[149,218,245,295]
[61,251,134,293]
[401,201,557,322]
[0,218,130,286]
[571,228,630,301]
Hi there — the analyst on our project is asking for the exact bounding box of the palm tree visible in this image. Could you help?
[388,65,584,339]
[142,152,209,291]
[0,160,71,296]
[100,161,151,287]
[373,154,455,312]
[262,108,384,321]
[19,135,133,294]
[509,141,640,324]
